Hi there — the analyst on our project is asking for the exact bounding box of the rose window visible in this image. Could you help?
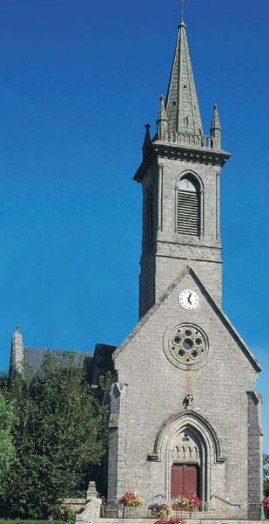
[168,324,208,367]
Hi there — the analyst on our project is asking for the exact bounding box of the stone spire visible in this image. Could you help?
[9,324,24,375]
[166,21,203,135]
[142,124,152,160]
[157,96,168,140]
[210,103,222,149]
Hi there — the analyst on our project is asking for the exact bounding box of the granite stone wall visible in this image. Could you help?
[139,156,222,318]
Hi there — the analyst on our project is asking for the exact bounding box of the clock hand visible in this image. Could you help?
[188,293,192,304]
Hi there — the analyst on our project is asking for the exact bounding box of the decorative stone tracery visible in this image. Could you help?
[164,323,209,370]
[171,429,201,463]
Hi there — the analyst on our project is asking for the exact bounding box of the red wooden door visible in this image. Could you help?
[171,464,198,498]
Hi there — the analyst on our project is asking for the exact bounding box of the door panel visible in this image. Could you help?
[171,464,198,498]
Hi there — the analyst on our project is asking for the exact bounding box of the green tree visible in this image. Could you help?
[264,453,269,496]
[1,354,108,518]
[0,393,16,493]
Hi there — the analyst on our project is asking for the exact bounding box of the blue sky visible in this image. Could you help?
[0,0,268,450]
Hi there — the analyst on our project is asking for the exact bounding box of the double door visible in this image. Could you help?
[171,464,200,498]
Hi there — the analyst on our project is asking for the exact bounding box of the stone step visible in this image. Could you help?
[101,520,262,524]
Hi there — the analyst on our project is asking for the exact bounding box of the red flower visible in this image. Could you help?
[261,497,269,510]
[118,491,144,507]
[154,518,185,524]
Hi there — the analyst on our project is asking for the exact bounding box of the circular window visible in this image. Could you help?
[165,324,208,369]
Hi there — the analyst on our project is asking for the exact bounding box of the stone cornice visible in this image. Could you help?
[134,141,231,182]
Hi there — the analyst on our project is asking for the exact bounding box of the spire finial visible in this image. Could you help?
[157,95,168,140]
[179,1,188,22]
[142,123,152,160]
[210,103,222,149]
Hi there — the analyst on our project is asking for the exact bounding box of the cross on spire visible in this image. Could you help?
[179,0,188,21]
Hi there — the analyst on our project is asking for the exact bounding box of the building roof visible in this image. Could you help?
[23,346,93,374]
[9,327,94,379]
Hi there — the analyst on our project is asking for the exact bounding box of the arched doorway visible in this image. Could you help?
[152,411,225,507]
[170,426,204,500]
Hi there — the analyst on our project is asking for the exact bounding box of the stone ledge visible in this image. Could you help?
[100,516,261,524]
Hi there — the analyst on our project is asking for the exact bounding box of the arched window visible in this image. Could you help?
[177,175,200,236]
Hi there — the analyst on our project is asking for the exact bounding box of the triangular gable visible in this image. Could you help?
[114,266,261,373]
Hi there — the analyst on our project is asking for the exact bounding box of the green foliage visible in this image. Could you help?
[49,504,76,524]
[0,521,67,524]
[264,453,269,495]
[0,354,108,519]
[0,393,16,493]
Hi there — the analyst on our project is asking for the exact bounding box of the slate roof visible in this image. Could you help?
[23,346,94,379]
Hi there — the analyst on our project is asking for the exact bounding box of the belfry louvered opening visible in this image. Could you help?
[177,176,200,236]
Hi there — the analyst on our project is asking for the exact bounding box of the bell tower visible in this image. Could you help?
[134,20,230,319]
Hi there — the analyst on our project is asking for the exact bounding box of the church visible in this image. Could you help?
[10,12,263,521]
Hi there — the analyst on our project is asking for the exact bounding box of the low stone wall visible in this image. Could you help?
[61,498,87,513]
[73,481,263,524]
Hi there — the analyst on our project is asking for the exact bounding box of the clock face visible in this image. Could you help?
[179,289,199,310]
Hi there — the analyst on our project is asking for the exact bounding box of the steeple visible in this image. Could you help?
[135,17,230,319]
[166,21,203,135]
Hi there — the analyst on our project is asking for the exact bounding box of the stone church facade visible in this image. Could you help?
[10,15,263,521]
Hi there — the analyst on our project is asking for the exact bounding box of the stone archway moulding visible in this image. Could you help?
[152,410,226,464]
[177,170,204,192]
[148,410,226,503]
